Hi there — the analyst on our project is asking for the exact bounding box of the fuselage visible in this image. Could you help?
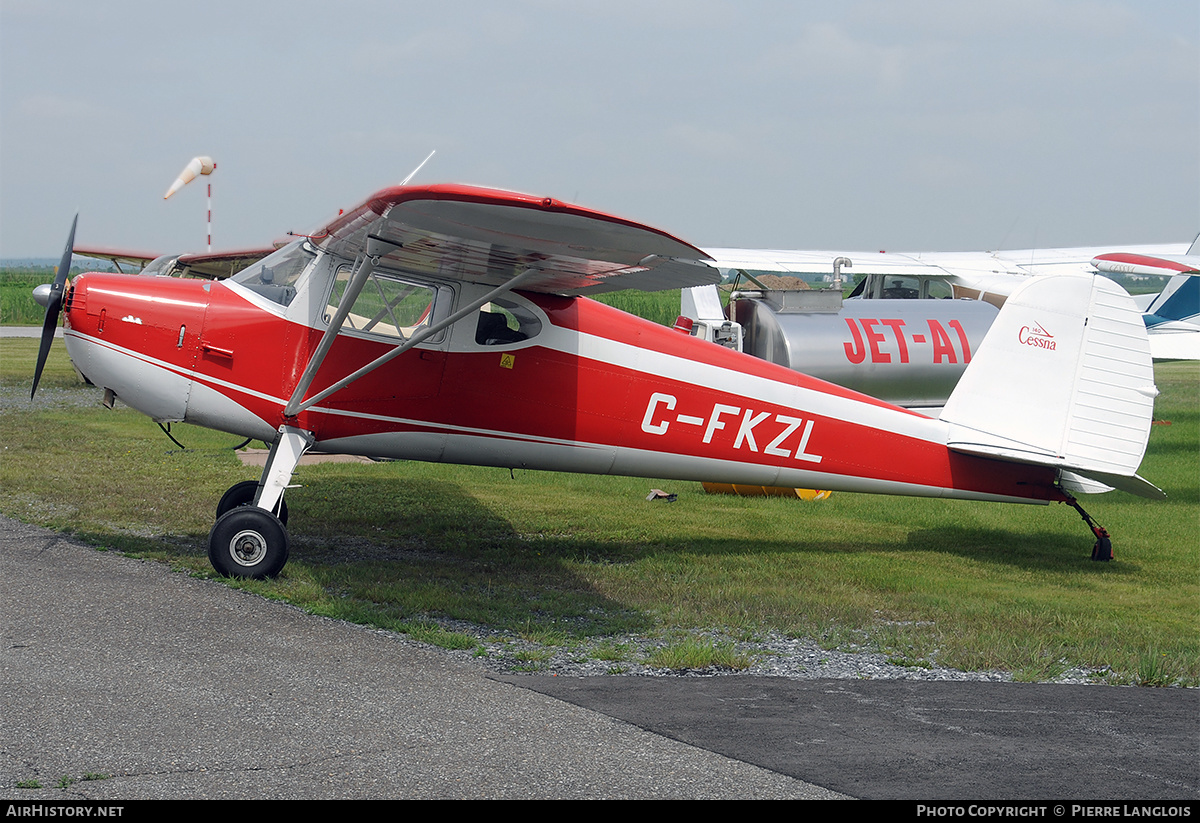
[60,261,1065,506]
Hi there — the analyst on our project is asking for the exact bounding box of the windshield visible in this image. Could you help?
[231,240,315,306]
[141,254,180,278]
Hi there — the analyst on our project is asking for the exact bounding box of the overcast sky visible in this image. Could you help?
[1,0,1196,259]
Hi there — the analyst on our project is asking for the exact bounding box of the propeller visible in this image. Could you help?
[31,214,77,399]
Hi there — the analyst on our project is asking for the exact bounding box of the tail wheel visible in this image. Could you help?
[216,480,288,525]
[208,507,289,579]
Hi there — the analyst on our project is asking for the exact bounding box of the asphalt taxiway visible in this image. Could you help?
[2,516,1196,800]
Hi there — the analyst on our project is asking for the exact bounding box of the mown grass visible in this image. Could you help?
[591,289,684,327]
[1,266,121,326]
[1,269,53,326]
[643,636,752,671]
[1,339,1196,684]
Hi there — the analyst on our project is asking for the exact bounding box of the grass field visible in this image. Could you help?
[1,266,123,326]
[1,337,1196,685]
[1,269,55,326]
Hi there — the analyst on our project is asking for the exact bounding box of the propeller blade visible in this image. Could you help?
[31,214,77,399]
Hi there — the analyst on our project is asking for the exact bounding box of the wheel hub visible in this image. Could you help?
[228,529,268,566]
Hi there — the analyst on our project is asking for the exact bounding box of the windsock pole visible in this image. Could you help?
[207,180,213,251]
[164,156,217,251]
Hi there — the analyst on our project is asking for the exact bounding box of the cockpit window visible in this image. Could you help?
[881,276,920,299]
[326,265,436,342]
[925,278,953,299]
[141,254,180,278]
[232,240,314,306]
[475,299,542,345]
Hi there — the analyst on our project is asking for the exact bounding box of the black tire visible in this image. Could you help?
[216,480,288,525]
[208,507,290,579]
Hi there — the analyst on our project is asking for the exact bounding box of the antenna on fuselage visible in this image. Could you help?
[164,155,217,251]
[399,150,436,186]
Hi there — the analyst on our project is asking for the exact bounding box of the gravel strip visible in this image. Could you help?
[387,619,1115,685]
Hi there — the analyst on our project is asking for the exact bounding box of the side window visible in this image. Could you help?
[327,266,436,341]
[881,276,920,299]
[475,299,542,346]
[925,279,954,299]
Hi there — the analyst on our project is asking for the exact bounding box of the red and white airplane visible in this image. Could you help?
[32,184,1164,578]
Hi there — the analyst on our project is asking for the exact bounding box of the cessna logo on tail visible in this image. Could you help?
[1018,322,1056,350]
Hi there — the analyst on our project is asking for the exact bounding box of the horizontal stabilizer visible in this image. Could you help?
[940,275,1158,494]
[1068,469,1165,500]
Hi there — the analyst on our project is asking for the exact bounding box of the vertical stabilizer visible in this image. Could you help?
[1144,274,1199,324]
[940,275,1162,497]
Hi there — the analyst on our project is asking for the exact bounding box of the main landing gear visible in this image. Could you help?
[209,507,289,578]
[216,480,289,524]
[207,426,313,579]
[1063,494,1114,562]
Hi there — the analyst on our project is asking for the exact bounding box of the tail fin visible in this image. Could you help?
[940,275,1164,499]
[1144,273,1199,324]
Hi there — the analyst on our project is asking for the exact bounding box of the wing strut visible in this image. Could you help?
[283,236,393,417]
[283,262,542,418]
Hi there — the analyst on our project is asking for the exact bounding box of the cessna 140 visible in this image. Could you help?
[32,184,1164,578]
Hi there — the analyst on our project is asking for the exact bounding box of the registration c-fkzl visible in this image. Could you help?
[640,392,823,463]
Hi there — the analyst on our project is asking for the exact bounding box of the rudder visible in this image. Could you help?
[939,275,1163,498]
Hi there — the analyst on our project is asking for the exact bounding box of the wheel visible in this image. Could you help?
[216,480,288,525]
[208,507,290,579]
[1091,535,1114,562]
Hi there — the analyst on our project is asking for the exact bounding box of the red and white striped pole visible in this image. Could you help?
[164,156,217,250]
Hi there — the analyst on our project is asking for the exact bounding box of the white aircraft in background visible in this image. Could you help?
[1090,249,1199,361]
[703,237,1199,361]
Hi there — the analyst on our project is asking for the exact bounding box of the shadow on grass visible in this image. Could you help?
[226,475,1144,633]
[1146,485,1200,504]
[34,447,1181,656]
[70,530,208,563]
[285,476,653,636]
[900,526,1139,574]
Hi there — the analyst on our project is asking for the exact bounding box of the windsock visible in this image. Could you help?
[164,156,216,199]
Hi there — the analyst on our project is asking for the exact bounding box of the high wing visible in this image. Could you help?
[73,245,160,274]
[976,244,1189,277]
[705,243,1191,282]
[706,247,952,278]
[74,244,277,279]
[312,183,718,296]
[280,184,719,417]
[173,247,279,279]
